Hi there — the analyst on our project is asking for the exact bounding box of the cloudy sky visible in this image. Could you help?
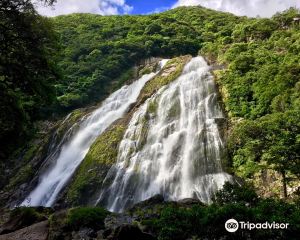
[36,0,300,17]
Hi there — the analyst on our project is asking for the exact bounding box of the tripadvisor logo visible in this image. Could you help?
[225,219,239,232]
[225,219,289,232]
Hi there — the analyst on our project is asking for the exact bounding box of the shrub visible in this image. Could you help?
[66,207,109,230]
[215,182,258,205]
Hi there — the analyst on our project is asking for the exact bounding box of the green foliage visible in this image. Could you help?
[11,207,41,222]
[153,200,300,240]
[0,0,59,160]
[229,111,300,197]
[66,207,109,230]
[138,185,300,240]
[208,9,300,120]
[52,12,202,109]
[215,182,258,205]
[158,207,193,240]
[198,7,300,198]
[50,6,243,110]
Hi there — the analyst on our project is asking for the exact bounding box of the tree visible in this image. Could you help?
[0,0,58,159]
[260,111,300,198]
[230,111,300,198]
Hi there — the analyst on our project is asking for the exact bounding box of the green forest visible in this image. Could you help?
[0,0,299,239]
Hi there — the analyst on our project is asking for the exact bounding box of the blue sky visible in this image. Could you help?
[36,0,300,18]
[126,0,175,14]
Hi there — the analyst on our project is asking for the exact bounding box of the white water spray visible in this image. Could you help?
[21,60,168,207]
[97,57,232,212]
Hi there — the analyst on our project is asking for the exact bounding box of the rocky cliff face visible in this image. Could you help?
[0,110,86,208]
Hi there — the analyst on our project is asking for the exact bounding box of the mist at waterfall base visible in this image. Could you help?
[97,57,232,213]
[20,60,168,207]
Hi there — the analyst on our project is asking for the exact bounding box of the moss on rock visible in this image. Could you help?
[6,165,34,191]
[147,100,158,115]
[166,99,181,121]
[142,56,191,97]
[66,124,126,206]
[139,65,154,76]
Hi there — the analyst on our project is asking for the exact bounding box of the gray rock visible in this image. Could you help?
[72,227,97,240]
[129,194,165,211]
[105,213,133,230]
[0,220,48,240]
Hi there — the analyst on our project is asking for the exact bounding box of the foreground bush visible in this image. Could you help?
[66,207,109,230]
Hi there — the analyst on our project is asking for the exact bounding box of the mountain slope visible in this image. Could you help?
[52,6,240,109]
[2,5,300,206]
[38,6,300,198]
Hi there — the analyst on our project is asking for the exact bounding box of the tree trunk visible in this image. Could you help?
[281,170,287,199]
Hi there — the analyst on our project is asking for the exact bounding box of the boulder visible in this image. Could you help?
[71,227,97,240]
[129,194,165,210]
[0,220,48,240]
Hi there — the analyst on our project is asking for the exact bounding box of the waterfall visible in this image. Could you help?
[21,60,168,207]
[97,57,232,212]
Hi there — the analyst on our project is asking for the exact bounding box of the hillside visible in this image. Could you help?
[0,2,300,240]
[3,5,299,198]
[54,7,300,199]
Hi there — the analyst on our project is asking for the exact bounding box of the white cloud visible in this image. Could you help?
[35,0,133,17]
[147,6,170,14]
[173,0,300,18]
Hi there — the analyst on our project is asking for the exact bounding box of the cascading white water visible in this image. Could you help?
[97,57,232,212]
[21,60,168,207]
